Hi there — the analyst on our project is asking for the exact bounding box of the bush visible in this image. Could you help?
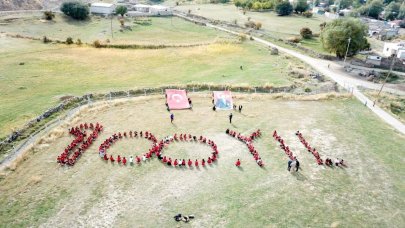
[66,37,74,44]
[76,39,82,45]
[303,11,313,18]
[287,36,302,43]
[61,1,89,20]
[239,34,247,42]
[93,40,102,48]
[300,27,313,39]
[255,22,262,30]
[43,36,51,43]
[275,1,293,16]
[44,11,55,20]
[304,88,312,93]
[244,20,256,28]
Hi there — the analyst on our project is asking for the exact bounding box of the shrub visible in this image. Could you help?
[300,27,313,39]
[244,21,256,28]
[239,34,247,42]
[119,18,125,27]
[93,40,102,48]
[61,1,89,20]
[287,36,301,43]
[255,22,262,30]
[303,11,313,18]
[43,36,51,43]
[275,1,293,16]
[44,11,55,20]
[304,88,312,93]
[66,37,74,44]
[76,39,82,45]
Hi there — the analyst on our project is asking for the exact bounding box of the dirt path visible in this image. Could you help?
[174,12,405,135]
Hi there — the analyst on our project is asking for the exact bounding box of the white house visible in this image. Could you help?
[149,5,172,16]
[127,4,172,17]
[133,4,150,13]
[383,42,405,59]
[90,3,115,15]
[365,55,382,66]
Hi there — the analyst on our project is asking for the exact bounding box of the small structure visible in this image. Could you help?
[90,3,115,15]
[383,42,405,59]
[365,55,382,66]
[127,4,172,17]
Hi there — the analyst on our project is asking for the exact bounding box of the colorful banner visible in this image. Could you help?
[213,91,233,110]
[166,89,190,110]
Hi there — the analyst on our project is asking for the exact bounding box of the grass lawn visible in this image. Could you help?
[0,36,308,138]
[0,13,232,45]
[0,95,404,227]
[299,37,332,55]
[173,3,331,40]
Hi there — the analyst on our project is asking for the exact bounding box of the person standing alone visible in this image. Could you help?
[170,113,174,123]
[229,113,233,124]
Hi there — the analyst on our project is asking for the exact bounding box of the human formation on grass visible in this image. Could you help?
[56,89,346,171]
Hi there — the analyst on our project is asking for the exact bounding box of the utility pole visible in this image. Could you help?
[373,55,396,106]
[111,14,114,39]
[343,37,351,65]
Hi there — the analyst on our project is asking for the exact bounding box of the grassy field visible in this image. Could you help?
[173,3,330,40]
[0,95,404,227]
[0,34,311,139]
[0,13,232,45]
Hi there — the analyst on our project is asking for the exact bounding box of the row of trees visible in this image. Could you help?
[354,0,405,20]
[234,0,311,16]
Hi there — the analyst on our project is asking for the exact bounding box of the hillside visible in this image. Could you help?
[0,0,42,11]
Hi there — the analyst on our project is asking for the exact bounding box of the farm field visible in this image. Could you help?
[0,95,404,227]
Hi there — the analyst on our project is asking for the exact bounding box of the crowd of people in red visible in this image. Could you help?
[57,123,103,166]
[160,134,219,168]
[226,129,264,167]
[295,131,323,165]
[98,130,162,166]
[273,130,295,160]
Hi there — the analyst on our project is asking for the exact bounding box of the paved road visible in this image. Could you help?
[176,12,405,135]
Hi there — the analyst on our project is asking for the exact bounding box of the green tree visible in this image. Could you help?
[366,0,384,19]
[399,2,405,19]
[275,1,293,16]
[320,18,368,58]
[337,0,353,9]
[384,2,400,20]
[294,0,309,13]
[61,1,89,20]
[115,5,128,17]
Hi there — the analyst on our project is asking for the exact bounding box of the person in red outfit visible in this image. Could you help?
[188,159,192,167]
[123,157,127,165]
[174,159,179,166]
[136,156,141,163]
[195,159,199,167]
[104,154,108,161]
[181,159,186,166]
[202,159,206,166]
[110,155,115,162]
[235,159,241,167]
[117,155,121,163]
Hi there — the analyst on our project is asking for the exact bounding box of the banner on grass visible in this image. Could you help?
[166,89,190,110]
[213,91,233,110]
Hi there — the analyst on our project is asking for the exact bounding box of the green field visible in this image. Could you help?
[0,34,310,138]
[0,95,404,227]
[0,13,231,45]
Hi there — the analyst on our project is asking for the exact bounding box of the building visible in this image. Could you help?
[127,4,172,17]
[90,3,115,15]
[365,55,382,66]
[383,42,405,59]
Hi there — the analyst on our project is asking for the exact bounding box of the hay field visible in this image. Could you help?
[1,94,404,227]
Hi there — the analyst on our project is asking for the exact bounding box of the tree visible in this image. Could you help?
[337,0,353,9]
[61,1,89,20]
[320,18,368,58]
[44,11,55,20]
[275,1,293,16]
[294,0,309,13]
[399,2,405,19]
[300,27,313,39]
[115,5,128,17]
[364,0,384,19]
[384,2,400,20]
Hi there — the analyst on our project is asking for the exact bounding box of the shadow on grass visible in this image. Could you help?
[292,171,307,181]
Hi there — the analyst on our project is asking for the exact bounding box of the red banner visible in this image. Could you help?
[166,89,190,110]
